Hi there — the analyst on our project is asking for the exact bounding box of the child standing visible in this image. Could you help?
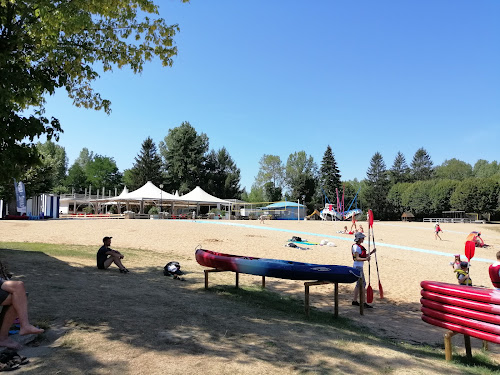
[450,254,461,270]
[455,261,472,286]
[434,224,443,240]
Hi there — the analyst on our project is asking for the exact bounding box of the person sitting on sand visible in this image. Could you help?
[455,261,472,286]
[351,232,376,308]
[97,237,129,273]
[0,276,44,349]
[434,224,443,240]
[488,251,500,290]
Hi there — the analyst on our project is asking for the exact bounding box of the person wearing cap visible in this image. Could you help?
[96,237,129,273]
[450,254,461,270]
[455,261,472,286]
[351,232,376,308]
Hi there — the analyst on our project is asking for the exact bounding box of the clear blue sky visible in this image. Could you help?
[43,0,500,192]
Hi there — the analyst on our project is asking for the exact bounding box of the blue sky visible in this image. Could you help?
[43,0,500,192]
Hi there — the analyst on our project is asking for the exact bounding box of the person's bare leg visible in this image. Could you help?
[0,305,23,349]
[1,281,44,336]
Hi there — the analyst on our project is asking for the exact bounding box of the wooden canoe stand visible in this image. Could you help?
[444,331,489,361]
[203,268,363,317]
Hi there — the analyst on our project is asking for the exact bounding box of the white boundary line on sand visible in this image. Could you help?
[191,220,494,264]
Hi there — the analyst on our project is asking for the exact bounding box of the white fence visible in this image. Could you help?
[423,218,472,223]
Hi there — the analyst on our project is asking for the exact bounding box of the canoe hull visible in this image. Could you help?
[195,249,360,283]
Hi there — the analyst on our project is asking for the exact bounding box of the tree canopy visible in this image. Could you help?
[0,0,187,186]
[159,122,209,194]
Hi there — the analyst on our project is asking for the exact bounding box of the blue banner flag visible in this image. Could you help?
[13,179,27,214]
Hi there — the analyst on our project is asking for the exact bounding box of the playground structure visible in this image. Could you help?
[318,186,362,221]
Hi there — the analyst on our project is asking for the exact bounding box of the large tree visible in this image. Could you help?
[473,160,499,178]
[389,151,410,184]
[285,151,317,209]
[410,147,434,181]
[319,145,341,203]
[255,154,285,196]
[0,0,187,187]
[23,141,68,196]
[159,122,209,194]
[129,137,163,190]
[85,155,123,195]
[434,159,473,180]
[362,152,390,218]
[204,147,242,199]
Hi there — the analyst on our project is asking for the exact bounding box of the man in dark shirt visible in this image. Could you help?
[97,237,129,273]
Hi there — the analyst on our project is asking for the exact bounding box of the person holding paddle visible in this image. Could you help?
[351,232,376,308]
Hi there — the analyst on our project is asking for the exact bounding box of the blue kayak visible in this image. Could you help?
[196,248,361,283]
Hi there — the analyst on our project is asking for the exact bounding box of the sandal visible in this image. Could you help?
[0,361,19,371]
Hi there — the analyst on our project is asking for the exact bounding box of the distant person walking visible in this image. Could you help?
[434,224,443,240]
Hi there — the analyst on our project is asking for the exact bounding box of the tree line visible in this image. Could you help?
[247,147,500,220]
[0,122,242,201]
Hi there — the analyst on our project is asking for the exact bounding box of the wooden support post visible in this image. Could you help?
[359,278,364,315]
[444,330,457,361]
[235,272,239,289]
[464,334,472,361]
[262,276,266,289]
[304,281,335,318]
[334,282,339,318]
[203,268,230,289]
[482,340,489,351]
[305,283,310,317]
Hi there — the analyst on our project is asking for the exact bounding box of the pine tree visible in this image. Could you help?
[389,151,410,184]
[159,122,209,193]
[204,147,242,199]
[411,147,434,181]
[363,152,390,218]
[130,137,163,188]
[319,145,341,202]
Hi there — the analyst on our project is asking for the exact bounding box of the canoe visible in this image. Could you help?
[195,248,361,283]
[420,281,500,304]
[421,315,500,344]
[421,290,500,315]
[420,280,500,344]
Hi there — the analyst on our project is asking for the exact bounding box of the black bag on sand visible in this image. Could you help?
[163,261,184,278]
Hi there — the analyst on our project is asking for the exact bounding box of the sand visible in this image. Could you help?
[1,217,500,371]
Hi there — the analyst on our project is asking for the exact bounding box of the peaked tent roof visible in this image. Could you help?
[116,181,177,201]
[179,186,231,205]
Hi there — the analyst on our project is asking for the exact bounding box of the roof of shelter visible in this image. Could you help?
[401,211,415,217]
[179,186,231,205]
[262,201,305,209]
[117,181,176,201]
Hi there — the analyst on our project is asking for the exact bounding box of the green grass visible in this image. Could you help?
[1,241,500,374]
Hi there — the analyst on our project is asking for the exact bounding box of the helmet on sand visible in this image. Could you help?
[354,232,365,241]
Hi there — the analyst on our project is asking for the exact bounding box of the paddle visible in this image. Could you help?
[369,209,384,299]
[465,240,476,278]
[366,213,373,303]
[465,240,475,262]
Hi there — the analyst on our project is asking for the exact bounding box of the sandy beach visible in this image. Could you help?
[2,219,500,342]
[1,218,500,373]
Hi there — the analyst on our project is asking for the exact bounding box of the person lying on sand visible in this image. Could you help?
[97,236,129,273]
[0,277,44,350]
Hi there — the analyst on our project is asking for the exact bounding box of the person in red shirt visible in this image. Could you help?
[489,251,500,289]
[434,224,443,240]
